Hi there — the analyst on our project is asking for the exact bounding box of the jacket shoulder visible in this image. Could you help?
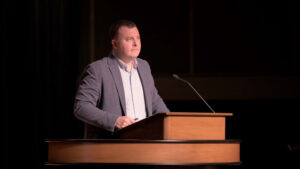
[88,57,109,68]
[137,58,150,67]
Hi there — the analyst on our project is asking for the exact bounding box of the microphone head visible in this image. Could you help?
[172,74,180,79]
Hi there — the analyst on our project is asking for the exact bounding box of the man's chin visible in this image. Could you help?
[130,51,140,58]
[129,54,139,59]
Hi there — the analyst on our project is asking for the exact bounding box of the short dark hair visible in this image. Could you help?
[109,20,137,40]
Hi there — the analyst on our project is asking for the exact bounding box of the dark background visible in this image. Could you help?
[2,0,300,169]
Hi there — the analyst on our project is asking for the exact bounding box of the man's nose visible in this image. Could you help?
[133,39,137,46]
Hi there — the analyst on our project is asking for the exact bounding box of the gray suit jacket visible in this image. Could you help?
[74,54,169,138]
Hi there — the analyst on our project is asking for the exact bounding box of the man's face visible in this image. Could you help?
[112,26,141,60]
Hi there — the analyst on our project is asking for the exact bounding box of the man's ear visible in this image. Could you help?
[111,39,117,49]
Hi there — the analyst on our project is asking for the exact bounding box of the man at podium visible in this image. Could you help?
[73,20,169,138]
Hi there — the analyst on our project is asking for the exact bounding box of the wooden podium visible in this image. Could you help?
[116,112,232,140]
[46,112,240,167]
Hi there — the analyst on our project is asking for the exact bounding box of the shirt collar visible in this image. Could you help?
[112,51,138,72]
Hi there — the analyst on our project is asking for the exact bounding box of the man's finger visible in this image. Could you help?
[127,117,136,123]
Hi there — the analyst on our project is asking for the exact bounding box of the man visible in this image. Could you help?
[74,20,170,138]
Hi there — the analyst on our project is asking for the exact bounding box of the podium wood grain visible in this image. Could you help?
[117,112,232,140]
[47,140,240,164]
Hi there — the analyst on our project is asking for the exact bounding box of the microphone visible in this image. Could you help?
[173,74,216,113]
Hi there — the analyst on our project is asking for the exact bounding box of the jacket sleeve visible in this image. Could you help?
[145,62,170,113]
[151,85,170,113]
[73,64,119,132]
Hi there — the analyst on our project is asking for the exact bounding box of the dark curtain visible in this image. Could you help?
[2,1,85,168]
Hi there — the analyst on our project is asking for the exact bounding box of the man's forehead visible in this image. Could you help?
[118,26,140,36]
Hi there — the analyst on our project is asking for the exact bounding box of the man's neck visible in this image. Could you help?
[113,51,135,71]
[120,57,134,70]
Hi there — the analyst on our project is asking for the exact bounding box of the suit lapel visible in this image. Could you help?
[107,55,126,115]
[137,61,151,117]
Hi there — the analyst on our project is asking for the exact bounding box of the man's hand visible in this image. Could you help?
[115,116,136,129]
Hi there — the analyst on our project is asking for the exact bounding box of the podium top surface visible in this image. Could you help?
[45,139,240,143]
[159,112,233,117]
